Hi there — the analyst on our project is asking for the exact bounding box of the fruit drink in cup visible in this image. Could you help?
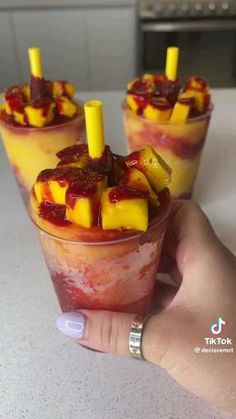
[0,48,85,203]
[123,47,213,199]
[30,100,171,313]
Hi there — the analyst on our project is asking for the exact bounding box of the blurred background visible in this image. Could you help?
[0,0,236,91]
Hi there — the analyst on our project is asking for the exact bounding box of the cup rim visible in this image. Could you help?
[28,190,171,246]
[0,100,84,132]
[122,99,213,125]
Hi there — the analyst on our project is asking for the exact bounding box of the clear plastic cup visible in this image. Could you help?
[31,190,171,313]
[0,110,85,204]
[123,102,213,199]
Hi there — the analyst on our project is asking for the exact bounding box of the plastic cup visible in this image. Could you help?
[0,110,85,204]
[31,190,171,313]
[123,102,213,199]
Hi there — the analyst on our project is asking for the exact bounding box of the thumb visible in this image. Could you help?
[56,309,172,367]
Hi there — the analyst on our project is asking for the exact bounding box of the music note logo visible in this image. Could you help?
[210,317,226,335]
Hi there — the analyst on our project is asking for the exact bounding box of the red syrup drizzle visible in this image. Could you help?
[57,144,88,166]
[184,75,208,91]
[4,86,24,112]
[57,80,67,96]
[108,186,148,203]
[87,145,113,176]
[147,95,171,110]
[39,201,71,226]
[30,75,48,101]
[160,77,181,107]
[37,167,85,184]
[66,182,97,208]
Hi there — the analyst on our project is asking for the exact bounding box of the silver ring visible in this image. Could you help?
[128,314,151,360]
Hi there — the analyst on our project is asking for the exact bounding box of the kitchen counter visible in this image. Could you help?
[0,0,136,9]
[0,90,236,419]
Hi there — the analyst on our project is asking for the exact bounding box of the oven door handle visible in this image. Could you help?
[141,19,236,32]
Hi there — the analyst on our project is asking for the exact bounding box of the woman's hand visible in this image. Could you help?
[57,201,236,413]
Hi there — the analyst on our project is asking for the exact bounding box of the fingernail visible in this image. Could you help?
[56,312,86,339]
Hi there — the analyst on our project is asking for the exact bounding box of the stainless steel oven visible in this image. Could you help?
[139,0,236,86]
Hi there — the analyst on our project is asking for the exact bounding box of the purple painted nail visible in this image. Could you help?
[56,312,86,339]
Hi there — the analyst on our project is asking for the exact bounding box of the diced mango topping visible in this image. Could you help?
[55,96,77,118]
[52,81,76,98]
[34,167,85,204]
[1,78,78,127]
[170,94,194,124]
[123,167,159,207]
[25,102,55,128]
[101,187,148,232]
[32,143,170,233]
[143,98,172,122]
[13,110,26,125]
[126,145,171,192]
[126,73,211,122]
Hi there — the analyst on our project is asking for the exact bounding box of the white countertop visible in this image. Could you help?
[1,90,236,419]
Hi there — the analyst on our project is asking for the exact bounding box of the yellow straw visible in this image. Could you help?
[165,47,179,81]
[28,47,43,78]
[84,100,105,159]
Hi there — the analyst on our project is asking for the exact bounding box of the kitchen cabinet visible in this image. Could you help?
[12,10,89,89]
[0,5,136,91]
[87,8,136,90]
[0,13,21,91]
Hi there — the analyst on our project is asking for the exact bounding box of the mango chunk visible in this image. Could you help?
[143,97,171,121]
[25,102,55,127]
[66,179,106,228]
[126,145,171,192]
[185,76,208,91]
[170,94,194,124]
[34,168,85,204]
[101,187,148,232]
[122,167,159,207]
[21,84,31,101]
[52,81,76,98]
[13,110,26,125]
[127,93,148,113]
[143,73,154,81]
[65,183,97,228]
[55,96,77,118]
[184,77,210,112]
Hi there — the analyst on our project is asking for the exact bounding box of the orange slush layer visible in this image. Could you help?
[123,108,210,198]
[0,115,84,192]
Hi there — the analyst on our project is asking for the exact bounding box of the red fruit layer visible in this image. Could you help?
[129,119,210,159]
[51,270,153,313]
[109,186,148,203]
